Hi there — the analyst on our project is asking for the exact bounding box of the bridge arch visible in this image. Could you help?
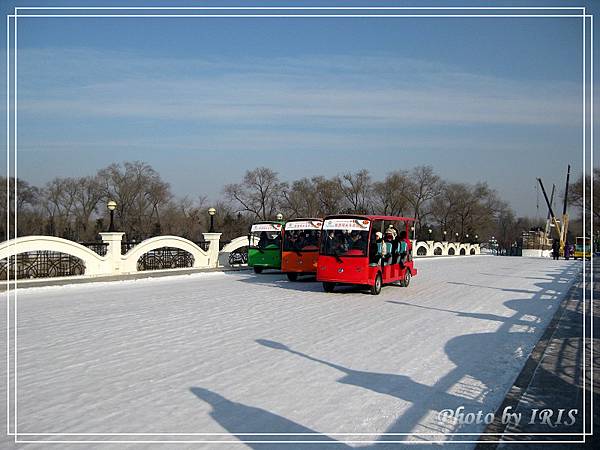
[432,242,444,256]
[219,235,258,267]
[415,242,430,256]
[0,235,106,275]
[121,236,209,273]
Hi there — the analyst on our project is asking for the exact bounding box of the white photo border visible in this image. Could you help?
[4,5,594,445]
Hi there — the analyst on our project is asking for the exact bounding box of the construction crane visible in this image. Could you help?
[537,165,571,256]
[543,184,555,238]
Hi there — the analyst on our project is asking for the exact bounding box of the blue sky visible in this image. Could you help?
[1,1,597,216]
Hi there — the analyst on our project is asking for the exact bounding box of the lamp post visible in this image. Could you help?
[208,207,216,233]
[276,213,283,221]
[411,226,415,240]
[455,232,459,242]
[443,230,447,241]
[428,228,432,240]
[107,200,117,232]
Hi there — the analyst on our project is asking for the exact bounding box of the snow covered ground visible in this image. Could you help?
[1,256,580,449]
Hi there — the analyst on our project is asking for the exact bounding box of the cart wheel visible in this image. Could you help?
[253,266,263,274]
[400,270,411,287]
[370,273,382,295]
[323,282,336,293]
[287,273,298,281]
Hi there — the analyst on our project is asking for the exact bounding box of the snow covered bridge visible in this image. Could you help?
[2,256,579,447]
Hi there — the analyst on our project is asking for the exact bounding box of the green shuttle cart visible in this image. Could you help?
[248,221,285,273]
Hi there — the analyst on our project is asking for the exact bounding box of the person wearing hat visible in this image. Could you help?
[369,231,386,266]
[398,230,412,267]
[383,230,395,264]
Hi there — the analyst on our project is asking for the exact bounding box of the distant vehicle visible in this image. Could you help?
[281,218,323,281]
[248,221,285,273]
[317,215,417,295]
[574,236,592,260]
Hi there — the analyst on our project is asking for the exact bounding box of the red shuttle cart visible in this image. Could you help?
[317,215,417,295]
[282,218,323,281]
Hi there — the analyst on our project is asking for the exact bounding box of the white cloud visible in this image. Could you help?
[16,47,581,128]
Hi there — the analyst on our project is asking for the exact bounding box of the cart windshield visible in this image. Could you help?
[250,223,282,249]
[320,218,370,257]
[283,220,322,252]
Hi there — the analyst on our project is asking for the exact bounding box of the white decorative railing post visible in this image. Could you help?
[426,240,434,256]
[202,232,222,268]
[99,232,125,274]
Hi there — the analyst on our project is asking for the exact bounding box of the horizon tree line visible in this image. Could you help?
[0,161,594,249]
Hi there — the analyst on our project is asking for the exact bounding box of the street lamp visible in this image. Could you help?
[208,207,216,233]
[107,200,117,232]
[276,213,283,221]
[443,230,447,241]
[455,232,459,242]
[428,228,432,240]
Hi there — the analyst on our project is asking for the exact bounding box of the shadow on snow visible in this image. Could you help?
[191,263,581,447]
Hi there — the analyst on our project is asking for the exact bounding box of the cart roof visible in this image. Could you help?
[323,214,415,222]
[252,220,286,225]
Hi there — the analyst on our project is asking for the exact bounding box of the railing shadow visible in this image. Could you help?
[191,262,581,446]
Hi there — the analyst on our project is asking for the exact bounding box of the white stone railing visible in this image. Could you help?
[0,232,222,279]
[216,238,480,267]
[412,240,480,257]
[0,234,480,282]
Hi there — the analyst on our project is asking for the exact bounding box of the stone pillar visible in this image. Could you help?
[99,232,125,274]
[426,240,434,256]
[410,239,417,257]
[202,232,222,268]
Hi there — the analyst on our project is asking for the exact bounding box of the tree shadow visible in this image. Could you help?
[190,387,343,448]
[386,299,551,326]
[191,263,581,446]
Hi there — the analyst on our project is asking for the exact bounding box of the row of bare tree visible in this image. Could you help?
[1,162,594,249]
[224,166,536,245]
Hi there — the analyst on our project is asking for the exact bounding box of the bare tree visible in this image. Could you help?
[314,176,345,216]
[337,169,372,214]
[97,161,172,239]
[372,171,411,216]
[224,167,283,220]
[431,181,506,240]
[72,176,103,240]
[403,166,442,229]
[281,177,322,218]
[41,177,80,238]
[213,200,253,240]
[160,195,206,240]
[567,168,600,227]
[0,177,41,239]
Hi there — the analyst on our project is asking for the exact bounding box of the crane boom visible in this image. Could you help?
[561,165,571,246]
[537,165,572,256]
[537,178,557,220]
